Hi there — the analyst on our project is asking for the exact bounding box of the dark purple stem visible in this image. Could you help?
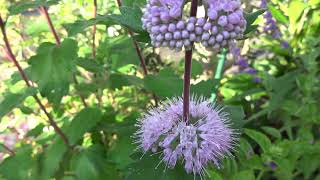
[1,144,15,156]
[183,0,198,123]
[0,15,71,148]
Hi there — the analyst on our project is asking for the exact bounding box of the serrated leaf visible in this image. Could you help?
[77,58,103,73]
[109,6,144,33]
[191,80,218,98]
[125,152,195,180]
[29,39,77,107]
[225,106,245,129]
[144,68,183,98]
[66,108,102,144]
[38,139,68,179]
[107,73,143,90]
[0,87,37,121]
[0,145,35,179]
[26,123,45,137]
[63,15,114,36]
[244,128,272,153]
[244,9,266,35]
[71,145,120,180]
[9,0,60,15]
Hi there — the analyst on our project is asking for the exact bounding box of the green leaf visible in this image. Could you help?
[9,0,60,15]
[268,4,289,24]
[99,36,140,69]
[191,59,203,78]
[191,80,218,98]
[64,6,144,36]
[244,128,272,153]
[144,68,183,98]
[71,145,120,180]
[29,39,78,107]
[262,126,281,139]
[244,9,266,35]
[0,145,35,180]
[125,152,195,180]
[230,170,255,180]
[10,67,31,84]
[225,106,245,129]
[0,87,37,121]
[109,6,144,33]
[107,73,143,90]
[63,15,114,36]
[77,58,103,73]
[66,108,102,144]
[38,139,68,179]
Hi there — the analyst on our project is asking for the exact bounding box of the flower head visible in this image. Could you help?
[142,0,246,52]
[134,97,236,175]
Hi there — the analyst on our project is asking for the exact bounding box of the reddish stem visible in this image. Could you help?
[1,144,15,156]
[40,6,88,107]
[183,0,198,123]
[39,6,60,45]
[116,0,148,75]
[92,0,97,59]
[0,15,71,147]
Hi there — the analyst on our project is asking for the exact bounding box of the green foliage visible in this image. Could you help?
[1,0,320,179]
[9,0,60,15]
[29,39,77,107]
[0,87,37,121]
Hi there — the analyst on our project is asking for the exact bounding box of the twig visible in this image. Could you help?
[116,0,158,106]
[39,6,60,45]
[39,6,88,107]
[183,0,198,123]
[1,144,15,156]
[0,15,71,147]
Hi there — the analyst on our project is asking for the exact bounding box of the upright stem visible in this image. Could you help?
[115,0,148,75]
[39,6,88,107]
[183,0,198,123]
[1,144,15,156]
[92,0,97,59]
[116,0,158,106]
[0,15,70,147]
[39,6,60,45]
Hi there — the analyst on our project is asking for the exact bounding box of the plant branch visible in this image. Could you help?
[116,0,158,106]
[1,144,15,156]
[39,6,88,107]
[39,6,60,45]
[183,0,198,123]
[0,15,71,148]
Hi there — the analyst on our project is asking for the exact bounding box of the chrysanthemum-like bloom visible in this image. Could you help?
[134,97,236,176]
[141,0,246,51]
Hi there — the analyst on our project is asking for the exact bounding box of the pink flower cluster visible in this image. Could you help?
[142,0,246,51]
[135,97,236,176]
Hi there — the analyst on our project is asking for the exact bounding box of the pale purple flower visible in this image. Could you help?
[142,0,246,51]
[134,97,236,176]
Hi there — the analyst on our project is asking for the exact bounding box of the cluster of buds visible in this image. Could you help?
[142,0,246,51]
[135,97,235,175]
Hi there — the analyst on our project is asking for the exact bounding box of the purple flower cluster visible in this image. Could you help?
[231,46,262,83]
[135,97,235,176]
[260,0,281,39]
[142,0,246,51]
